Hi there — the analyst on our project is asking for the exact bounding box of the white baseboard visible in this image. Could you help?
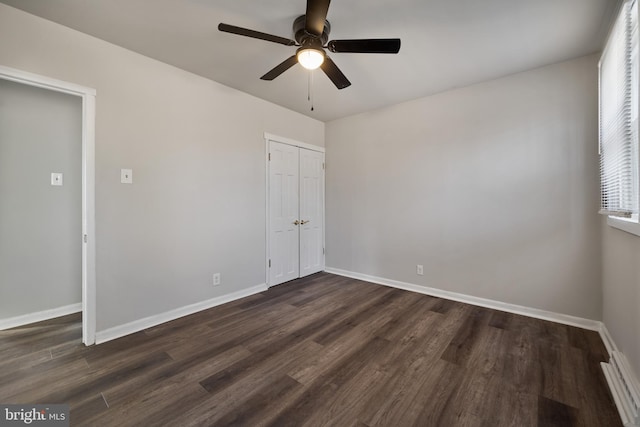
[599,323,619,356]
[324,267,601,331]
[95,283,268,344]
[0,303,82,330]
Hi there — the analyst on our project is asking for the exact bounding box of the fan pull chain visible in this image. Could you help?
[308,70,315,111]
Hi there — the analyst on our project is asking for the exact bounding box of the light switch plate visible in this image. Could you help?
[120,169,133,184]
[51,173,63,186]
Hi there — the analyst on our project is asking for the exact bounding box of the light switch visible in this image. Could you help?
[120,169,133,184]
[51,173,63,186]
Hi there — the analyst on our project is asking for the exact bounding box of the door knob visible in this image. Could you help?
[301,220,310,225]
[293,220,300,225]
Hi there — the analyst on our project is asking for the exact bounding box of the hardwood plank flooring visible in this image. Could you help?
[0,272,621,426]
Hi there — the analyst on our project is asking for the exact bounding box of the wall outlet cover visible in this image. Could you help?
[121,169,133,184]
[51,173,63,186]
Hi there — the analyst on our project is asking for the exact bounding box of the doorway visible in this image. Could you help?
[266,134,325,287]
[0,66,96,345]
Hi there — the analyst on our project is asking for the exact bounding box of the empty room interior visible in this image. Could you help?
[1,0,640,425]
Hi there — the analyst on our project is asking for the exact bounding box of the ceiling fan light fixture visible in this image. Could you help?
[219,0,400,90]
[297,48,325,70]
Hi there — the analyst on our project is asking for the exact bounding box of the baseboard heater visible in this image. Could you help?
[602,351,640,426]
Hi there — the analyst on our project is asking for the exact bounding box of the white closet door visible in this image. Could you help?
[299,148,324,277]
[269,141,300,286]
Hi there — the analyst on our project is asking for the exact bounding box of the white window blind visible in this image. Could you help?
[599,0,639,218]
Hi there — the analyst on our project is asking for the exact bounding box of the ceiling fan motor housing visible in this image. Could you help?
[293,15,330,46]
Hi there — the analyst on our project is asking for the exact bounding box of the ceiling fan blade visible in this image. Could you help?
[218,23,295,46]
[320,56,351,89]
[327,39,401,54]
[260,55,299,80]
[305,0,331,37]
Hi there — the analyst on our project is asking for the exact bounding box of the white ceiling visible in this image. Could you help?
[1,0,618,122]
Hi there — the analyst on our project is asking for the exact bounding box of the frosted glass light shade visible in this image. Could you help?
[297,49,325,70]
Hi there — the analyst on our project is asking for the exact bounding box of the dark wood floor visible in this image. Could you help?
[0,272,621,426]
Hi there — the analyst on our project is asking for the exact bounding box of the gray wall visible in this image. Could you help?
[602,225,640,383]
[0,3,324,331]
[326,54,602,320]
[0,79,82,318]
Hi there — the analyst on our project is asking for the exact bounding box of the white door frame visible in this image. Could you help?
[264,132,325,287]
[0,66,97,345]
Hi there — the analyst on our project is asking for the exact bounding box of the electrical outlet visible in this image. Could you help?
[213,273,221,286]
[416,265,424,275]
[120,169,133,184]
[51,173,63,186]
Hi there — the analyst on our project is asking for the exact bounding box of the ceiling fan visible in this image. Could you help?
[218,0,401,90]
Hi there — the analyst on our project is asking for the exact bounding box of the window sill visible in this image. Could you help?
[608,215,640,237]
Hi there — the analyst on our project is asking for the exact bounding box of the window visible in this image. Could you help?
[600,0,640,235]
